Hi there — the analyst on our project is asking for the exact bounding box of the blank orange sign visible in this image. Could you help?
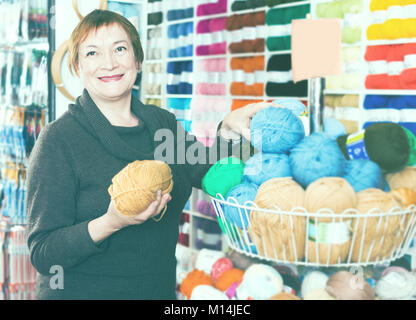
[291,18,342,83]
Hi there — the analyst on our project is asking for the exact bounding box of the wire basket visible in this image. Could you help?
[210,194,416,267]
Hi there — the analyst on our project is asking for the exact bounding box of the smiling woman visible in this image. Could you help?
[26,9,277,300]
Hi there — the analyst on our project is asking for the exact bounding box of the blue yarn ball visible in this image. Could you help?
[324,117,347,140]
[289,132,346,188]
[243,152,291,186]
[224,183,258,229]
[250,106,305,153]
[272,98,306,116]
[343,159,384,192]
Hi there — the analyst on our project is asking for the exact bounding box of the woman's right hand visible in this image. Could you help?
[105,190,172,230]
[88,190,172,244]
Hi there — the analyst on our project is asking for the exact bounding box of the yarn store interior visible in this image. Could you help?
[0,0,416,301]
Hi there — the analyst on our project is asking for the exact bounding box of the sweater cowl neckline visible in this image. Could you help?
[70,89,156,162]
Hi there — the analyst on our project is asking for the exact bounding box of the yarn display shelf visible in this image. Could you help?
[365,38,416,46]
[183,209,218,222]
[166,56,194,62]
[210,194,416,268]
[166,17,195,26]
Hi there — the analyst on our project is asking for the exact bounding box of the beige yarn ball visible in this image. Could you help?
[325,271,375,300]
[248,177,306,262]
[108,160,174,217]
[351,188,402,262]
[386,166,416,191]
[305,177,356,264]
[303,288,335,300]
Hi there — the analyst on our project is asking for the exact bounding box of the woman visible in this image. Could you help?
[26,9,274,300]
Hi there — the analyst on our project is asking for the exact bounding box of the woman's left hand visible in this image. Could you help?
[219,101,281,141]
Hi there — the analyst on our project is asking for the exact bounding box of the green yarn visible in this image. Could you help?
[202,157,245,198]
[266,36,291,51]
[403,127,416,166]
[217,217,239,242]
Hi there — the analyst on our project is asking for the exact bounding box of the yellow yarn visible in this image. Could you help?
[249,177,306,262]
[108,160,174,219]
[351,188,402,262]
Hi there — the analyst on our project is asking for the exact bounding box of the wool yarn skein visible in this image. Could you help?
[108,160,173,217]
[250,106,305,153]
[325,271,375,300]
[351,188,402,262]
[243,152,291,186]
[224,182,258,229]
[290,133,346,188]
[386,166,416,191]
[305,177,356,264]
[343,159,384,192]
[249,177,306,262]
[202,157,245,197]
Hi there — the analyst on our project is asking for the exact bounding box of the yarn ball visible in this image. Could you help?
[226,249,261,271]
[180,269,215,299]
[390,187,416,208]
[249,177,306,262]
[325,271,375,300]
[190,285,229,300]
[214,268,245,292]
[337,123,410,173]
[301,271,329,299]
[290,132,346,188]
[196,199,217,218]
[386,166,416,191]
[236,264,283,300]
[202,157,245,197]
[223,182,258,229]
[375,269,416,300]
[272,98,306,116]
[250,106,305,153]
[243,152,291,186]
[352,188,402,262]
[324,117,347,140]
[303,288,335,300]
[108,160,173,216]
[194,249,225,276]
[211,257,234,282]
[269,292,301,300]
[343,159,384,192]
[305,177,356,264]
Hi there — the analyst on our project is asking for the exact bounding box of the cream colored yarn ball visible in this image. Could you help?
[248,177,306,262]
[108,160,174,216]
[386,166,416,191]
[351,188,402,262]
[304,177,356,264]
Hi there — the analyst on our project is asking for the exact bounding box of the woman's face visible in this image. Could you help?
[78,23,139,102]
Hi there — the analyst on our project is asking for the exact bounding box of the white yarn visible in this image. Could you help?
[301,271,329,299]
[194,248,225,276]
[190,285,229,300]
[375,270,416,300]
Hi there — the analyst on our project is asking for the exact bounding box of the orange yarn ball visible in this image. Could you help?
[214,268,245,292]
[108,160,173,217]
[180,269,214,299]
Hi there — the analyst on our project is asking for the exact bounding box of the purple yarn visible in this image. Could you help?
[197,200,217,219]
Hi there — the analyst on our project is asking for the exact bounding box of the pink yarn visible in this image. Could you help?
[196,83,226,95]
[196,45,210,56]
[225,281,240,299]
[196,19,210,33]
[209,17,227,32]
[211,258,234,281]
[209,42,227,55]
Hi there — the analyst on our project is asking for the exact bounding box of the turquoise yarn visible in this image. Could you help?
[202,157,245,197]
[324,117,347,140]
[224,182,258,229]
[243,152,291,186]
[250,106,305,153]
[289,132,346,188]
[343,159,384,192]
[272,98,306,116]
